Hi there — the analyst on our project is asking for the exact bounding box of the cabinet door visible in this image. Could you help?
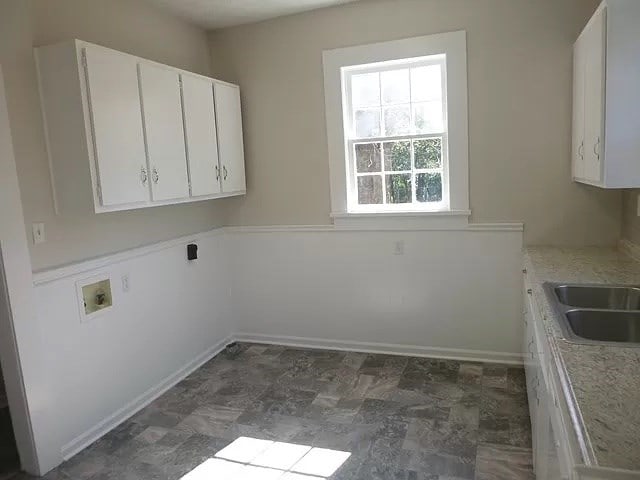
[546,419,563,480]
[139,63,189,201]
[214,82,246,193]
[181,74,221,197]
[583,6,606,183]
[83,47,149,206]
[523,289,539,462]
[535,391,551,480]
[572,34,586,180]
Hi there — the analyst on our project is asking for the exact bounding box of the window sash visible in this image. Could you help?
[347,133,449,211]
[342,56,449,212]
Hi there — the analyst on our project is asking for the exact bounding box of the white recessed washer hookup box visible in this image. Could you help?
[75,273,114,322]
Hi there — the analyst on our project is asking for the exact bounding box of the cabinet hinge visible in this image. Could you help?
[96,183,103,203]
[81,50,88,69]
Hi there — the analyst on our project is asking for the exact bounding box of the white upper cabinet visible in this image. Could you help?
[214,82,247,194]
[572,0,640,188]
[35,39,246,214]
[572,27,587,181]
[582,6,605,184]
[181,74,221,197]
[83,46,150,207]
[139,63,190,201]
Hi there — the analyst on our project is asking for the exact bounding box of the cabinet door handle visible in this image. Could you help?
[223,166,228,180]
[140,166,148,185]
[215,165,220,181]
[152,167,159,184]
[594,137,600,160]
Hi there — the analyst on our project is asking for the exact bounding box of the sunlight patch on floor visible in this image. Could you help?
[180,436,351,480]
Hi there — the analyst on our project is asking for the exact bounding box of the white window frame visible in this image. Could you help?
[323,31,469,227]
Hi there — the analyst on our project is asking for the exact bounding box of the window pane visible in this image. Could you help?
[355,108,381,137]
[414,101,443,133]
[355,143,381,173]
[352,72,380,107]
[411,65,442,102]
[381,69,410,104]
[385,174,412,203]
[414,138,442,168]
[358,175,383,204]
[416,172,442,202]
[383,106,410,136]
[383,141,410,171]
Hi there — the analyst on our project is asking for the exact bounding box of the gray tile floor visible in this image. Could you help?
[14,343,534,479]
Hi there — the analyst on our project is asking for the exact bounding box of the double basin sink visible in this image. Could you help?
[543,283,640,345]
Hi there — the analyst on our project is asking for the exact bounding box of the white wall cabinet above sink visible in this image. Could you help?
[572,0,640,188]
[35,40,246,215]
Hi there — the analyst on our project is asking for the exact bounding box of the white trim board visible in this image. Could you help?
[32,222,523,284]
[0,64,41,475]
[32,228,223,285]
[234,333,523,365]
[223,222,524,234]
[61,336,233,460]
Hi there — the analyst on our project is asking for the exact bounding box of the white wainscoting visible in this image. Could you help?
[30,229,232,473]
[29,223,523,474]
[225,225,524,364]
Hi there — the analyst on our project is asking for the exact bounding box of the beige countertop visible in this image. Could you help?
[524,246,640,473]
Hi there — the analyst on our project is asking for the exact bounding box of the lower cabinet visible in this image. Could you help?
[524,284,570,480]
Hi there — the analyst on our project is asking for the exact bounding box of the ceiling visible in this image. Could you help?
[144,0,361,30]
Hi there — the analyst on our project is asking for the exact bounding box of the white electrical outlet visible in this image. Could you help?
[121,274,130,292]
[32,223,45,244]
[394,240,405,255]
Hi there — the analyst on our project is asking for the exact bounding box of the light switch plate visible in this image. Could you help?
[32,223,45,244]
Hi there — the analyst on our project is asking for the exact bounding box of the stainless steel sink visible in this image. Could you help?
[565,310,640,343]
[554,284,640,310]
[543,282,640,346]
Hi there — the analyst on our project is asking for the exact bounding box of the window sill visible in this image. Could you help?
[330,209,471,230]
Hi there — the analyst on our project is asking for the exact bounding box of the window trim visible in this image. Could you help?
[322,31,469,223]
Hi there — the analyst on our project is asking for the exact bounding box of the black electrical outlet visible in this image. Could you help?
[187,243,198,260]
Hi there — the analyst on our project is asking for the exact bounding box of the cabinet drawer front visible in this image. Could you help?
[83,47,149,206]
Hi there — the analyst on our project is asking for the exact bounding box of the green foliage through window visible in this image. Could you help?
[415,138,442,168]
[356,137,443,205]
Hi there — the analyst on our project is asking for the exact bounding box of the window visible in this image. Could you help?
[343,56,447,211]
[323,31,469,224]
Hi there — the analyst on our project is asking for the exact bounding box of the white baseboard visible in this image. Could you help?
[59,332,522,461]
[233,333,524,365]
[60,336,233,460]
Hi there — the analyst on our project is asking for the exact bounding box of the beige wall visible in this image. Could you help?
[0,0,225,270]
[622,190,640,244]
[208,0,621,246]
